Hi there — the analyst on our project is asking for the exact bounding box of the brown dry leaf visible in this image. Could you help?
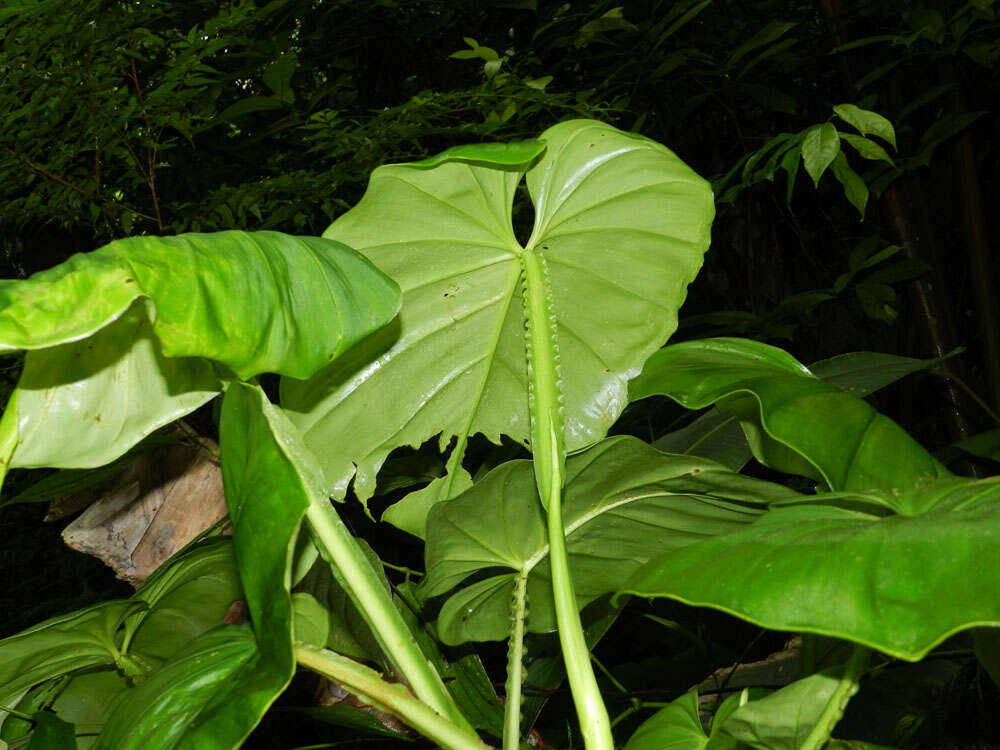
[59,430,227,587]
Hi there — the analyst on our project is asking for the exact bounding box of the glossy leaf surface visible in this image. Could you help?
[0,231,400,379]
[421,436,793,644]
[282,120,714,528]
[12,306,219,468]
[0,601,142,703]
[94,625,259,749]
[4,231,400,469]
[218,382,318,742]
[631,338,949,491]
[650,349,947,471]
[623,476,1000,660]
[717,667,848,749]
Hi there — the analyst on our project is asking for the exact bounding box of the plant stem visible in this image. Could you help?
[521,250,613,750]
[304,497,472,733]
[503,569,528,750]
[295,645,491,750]
[800,645,869,750]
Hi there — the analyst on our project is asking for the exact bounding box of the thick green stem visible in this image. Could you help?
[295,645,491,750]
[304,498,472,733]
[800,645,869,750]
[503,569,528,750]
[521,250,613,750]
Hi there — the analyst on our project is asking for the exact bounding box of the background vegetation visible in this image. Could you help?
[1,0,998,746]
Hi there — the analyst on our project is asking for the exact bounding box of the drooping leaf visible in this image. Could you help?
[1,231,400,470]
[829,152,868,218]
[630,338,950,491]
[833,104,897,150]
[623,476,1000,660]
[0,231,399,379]
[801,123,840,187]
[281,120,714,533]
[420,436,792,644]
[93,625,259,749]
[214,381,319,743]
[11,305,219,469]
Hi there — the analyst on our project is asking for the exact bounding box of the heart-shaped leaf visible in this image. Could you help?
[631,338,950,491]
[623,476,1000,660]
[420,436,794,644]
[281,120,714,532]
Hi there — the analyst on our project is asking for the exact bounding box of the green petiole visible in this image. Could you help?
[521,249,613,750]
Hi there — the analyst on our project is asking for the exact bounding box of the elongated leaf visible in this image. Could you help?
[0,231,400,379]
[649,350,948,472]
[630,338,950,491]
[838,133,895,166]
[281,120,714,532]
[214,382,318,743]
[833,104,896,150]
[94,625,259,749]
[623,476,1000,660]
[829,152,868,218]
[0,600,143,704]
[2,231,400,470]
[801,123,840,187]
[420,436,792,644]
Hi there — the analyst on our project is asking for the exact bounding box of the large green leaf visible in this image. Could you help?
[281,120,714,532]
[215,381,319,743]
[0,231,400,379]
[420,436,793,644]
[2,231,400,470]
[93,625,259,749]
[649,349,948,472]
[622,476,1000,660]
[631,338,949,491]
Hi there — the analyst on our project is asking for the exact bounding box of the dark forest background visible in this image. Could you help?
[1,0,998,744]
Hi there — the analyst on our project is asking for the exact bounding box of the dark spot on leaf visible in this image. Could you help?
[124,278,135,283]
[690,468,701,474]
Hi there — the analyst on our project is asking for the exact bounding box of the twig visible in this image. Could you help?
[127,56,164,231]
[5,147,158,223]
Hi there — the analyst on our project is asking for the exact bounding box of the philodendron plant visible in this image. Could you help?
[0,119,997,750]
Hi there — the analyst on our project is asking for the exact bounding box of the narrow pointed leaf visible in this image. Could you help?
[281,120,714,526]
[421,436,792,644]
[623,476,1000,660]
[833,104,896,150]
[630,338,950,491]
[215,382,316,742]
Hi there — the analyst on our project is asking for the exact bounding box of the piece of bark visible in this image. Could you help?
[60,435,227,587]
